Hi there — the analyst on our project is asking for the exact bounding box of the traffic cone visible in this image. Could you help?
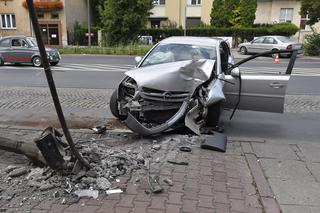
[274,54,280,64]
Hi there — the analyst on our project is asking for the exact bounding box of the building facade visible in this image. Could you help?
[0,0,90,47]
[149,0,320,41]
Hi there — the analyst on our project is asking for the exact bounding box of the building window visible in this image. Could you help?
[279,8,293,23]
[51,13,59,19]
[187,0,201,5]
[37,13,45,19]
[151,20,161,28]
[0,14,16,29]
[153,0,165,5]
[186,17,201,28]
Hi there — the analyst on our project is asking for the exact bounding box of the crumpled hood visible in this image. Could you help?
[125,59,216,92]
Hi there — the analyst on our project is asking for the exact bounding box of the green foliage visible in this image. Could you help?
[300,0,320,26]
[59,44,152,55]
[239,0,257,27]
[99,0,153,46]
[142,23,299,43]
[229,6,241,28]
[210,0,228,27]
[304,32,320,56]
[73,22,98,46]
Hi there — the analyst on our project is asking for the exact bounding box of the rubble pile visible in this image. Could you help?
[0,133,199,209]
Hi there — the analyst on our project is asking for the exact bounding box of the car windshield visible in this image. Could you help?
[141,43,216,67]
[276,36,293,43]
[27,38,38,47]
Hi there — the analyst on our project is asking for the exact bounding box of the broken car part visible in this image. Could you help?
[201,132,227,153]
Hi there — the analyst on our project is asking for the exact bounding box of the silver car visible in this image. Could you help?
[238,36,303,57]
[110,36,296,136]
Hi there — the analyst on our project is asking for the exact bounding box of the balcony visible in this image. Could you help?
[22,0,63,11]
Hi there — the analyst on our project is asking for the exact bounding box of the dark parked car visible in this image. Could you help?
[0,35,60,67]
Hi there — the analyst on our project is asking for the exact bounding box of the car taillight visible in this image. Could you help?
[287,44,292,50]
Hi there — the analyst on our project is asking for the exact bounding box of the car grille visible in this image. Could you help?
[140,87,190,102]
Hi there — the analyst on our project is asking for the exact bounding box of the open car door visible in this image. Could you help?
[223,50,297,113]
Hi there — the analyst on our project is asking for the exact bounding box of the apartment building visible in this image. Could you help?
[0,0,90,47]
[149,0,320,40]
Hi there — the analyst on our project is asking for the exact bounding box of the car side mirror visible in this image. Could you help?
[231,67,240,78]
[134,56,142,63]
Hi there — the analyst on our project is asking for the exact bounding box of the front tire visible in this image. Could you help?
[205,102,221,127]
[110,90,126,120]
[32,56,42,67]
[240,46,248,55]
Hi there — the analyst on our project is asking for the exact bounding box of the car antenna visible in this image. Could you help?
[26,0,90,169]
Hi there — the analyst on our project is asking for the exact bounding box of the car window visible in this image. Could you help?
[141,43,216,67]
[276,36,293,43]
[0,39,10,47]
[252,37,265,44]
[263,37,277,44]
[11,39,22,47]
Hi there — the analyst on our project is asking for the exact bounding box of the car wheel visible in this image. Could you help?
[240,47,247,55]
[271,49,279,58]
[50,62,59,66]
[205,102,221,127]
[32,56,42,67]
[110,89,126,120]
[0,58,4,66]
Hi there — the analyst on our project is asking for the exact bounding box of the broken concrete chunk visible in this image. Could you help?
[4,165,18,173]
[81,177,96,185]
[152,145,161,151]
[39,183,55,191]
[106,189,123,195]
[75,189,99,199]
[86,170,98,178]
[163,178,174,186]
[8,167,28,178]
[96,177,111,190]
[26,168,45,180]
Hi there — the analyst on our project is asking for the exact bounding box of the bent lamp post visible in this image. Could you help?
[26,0,90,169]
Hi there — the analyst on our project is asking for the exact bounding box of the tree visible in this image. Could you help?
[300,0,320,26]
[211,0,240,27]
[239,0,257,27]
[99,0,153,46]
[210,0,227,27]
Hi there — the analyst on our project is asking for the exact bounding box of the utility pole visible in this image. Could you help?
[87,0,91,47]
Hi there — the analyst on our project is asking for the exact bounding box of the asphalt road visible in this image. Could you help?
[0,54,319,95]
[0,54,320,143]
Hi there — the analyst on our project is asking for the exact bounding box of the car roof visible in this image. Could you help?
[160,36,220,47]
[0,35,32,40]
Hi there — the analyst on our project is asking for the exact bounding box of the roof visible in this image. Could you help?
[160,36,220,47]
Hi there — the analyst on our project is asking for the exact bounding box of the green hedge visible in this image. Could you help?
[304,32,320,56]
[140,23,299,45]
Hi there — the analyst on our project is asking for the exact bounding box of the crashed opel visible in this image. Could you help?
[110,37,297,136]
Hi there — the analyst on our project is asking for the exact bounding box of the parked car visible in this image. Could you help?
[0,35,60,67]
[110,36,297,136]
[238,36,303,57]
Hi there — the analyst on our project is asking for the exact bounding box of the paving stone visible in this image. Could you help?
[133,201,149,212]
[307,162,320,182]
[251,144,299,160]
[280,205,320,213]
[298,144,320,162]
[165,204,181,213]
[182,199,198,212]
[260,159,315,181]
[269,178,320,206]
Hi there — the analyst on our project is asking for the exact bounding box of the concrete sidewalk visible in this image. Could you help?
[0,126,319,213]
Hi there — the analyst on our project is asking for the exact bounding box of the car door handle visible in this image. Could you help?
[269,82,284,89]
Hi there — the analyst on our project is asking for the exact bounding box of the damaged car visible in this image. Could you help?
[110,36,297,136]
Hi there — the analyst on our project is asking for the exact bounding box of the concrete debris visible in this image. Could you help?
[0,133,203,209]
[106,189,123,195]
[8,167,28,178]
[74,189,99,199]
[96,177,111,190]
[163,178,174,186]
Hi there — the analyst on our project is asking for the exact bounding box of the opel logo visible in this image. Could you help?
[163,91,172,100]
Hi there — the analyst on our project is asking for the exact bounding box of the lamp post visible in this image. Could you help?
[87,0,91,47]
